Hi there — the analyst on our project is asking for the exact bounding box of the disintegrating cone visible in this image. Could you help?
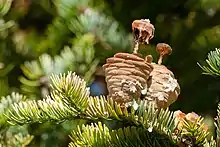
[132,19,155,45]
[103,53,153,104]
[156,43,172,65]
[145,64,180,108]
[132,19,155,54]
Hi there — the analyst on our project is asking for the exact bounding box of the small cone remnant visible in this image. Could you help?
[132,19,155,54]
[103,53,153,104]
[156,43,172,65]
[145,43,180,108]
[174,111,204,131]
[173,110,209,146]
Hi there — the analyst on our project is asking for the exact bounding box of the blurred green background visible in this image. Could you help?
[1,0,220,146]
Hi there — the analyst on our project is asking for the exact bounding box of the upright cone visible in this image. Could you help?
[103,53,153,104]
[144,43,180,108]
[145,64,180,108]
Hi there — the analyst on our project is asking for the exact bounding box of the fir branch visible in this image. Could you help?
[0,132,34,147]
[20,47,76,80]
[180,117,209,146]
[0,0,13,17]
[198,48,220,77]
[7,72,177,143]
[86,97,176,137]
[69,122,176,147]
[5,72,215,146]
[203,137,216,147]
[36,17,71,54]
[7,96,78,125]
[0,125,34,147]
[7,71,90,124]
[67,8,132,51]
[0,93,33,146]
[0,0,15,38]
[173,111,215,146]
[55,0,93,18]
[85,97,179,146]
[38,0,105,54]
[0,93,26,125]
[50,71,90,111]
[10,133,33,147]
[20,34,98,98]
[0,93,25,113]
[69,122,110,147]
[55,0,132,51]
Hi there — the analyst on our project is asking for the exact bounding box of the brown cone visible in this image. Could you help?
[103,53,153,104]
[145,63,180,108]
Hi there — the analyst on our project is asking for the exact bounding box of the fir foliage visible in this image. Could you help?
[5,71,215,146]
[69,122,176,147]
[0,0,15,39]
[0,92,26,125]
[0,64,15,97]
[54,0,132,60]
[0,0,12,17]
[20,34,98,99]
[199,48,220,146]
[0,93,33,146]
[0,0,15,97]
[32,0,131,58]
[198,48,220,77]
[215,104,220,146]
[0,126,34,147]
[179,118,210,146]
[7,72,89,124]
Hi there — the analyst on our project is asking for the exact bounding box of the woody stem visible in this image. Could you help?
[133,41,139,54]
[158,55,163,65]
